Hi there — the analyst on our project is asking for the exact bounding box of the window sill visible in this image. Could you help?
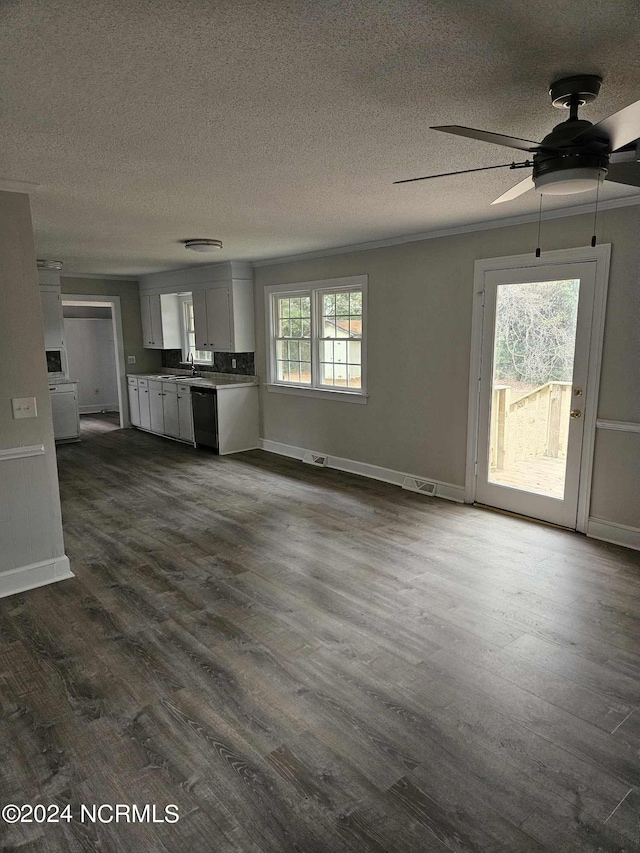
[266,384,368,404]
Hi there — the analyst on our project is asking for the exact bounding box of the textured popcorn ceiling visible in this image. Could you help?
[3,0,640,275]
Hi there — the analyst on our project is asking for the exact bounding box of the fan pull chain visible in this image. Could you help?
[591,179,601,247]
[535,194,543,258]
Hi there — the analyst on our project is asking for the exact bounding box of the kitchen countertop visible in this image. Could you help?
[48,377,78,386]
[127,373,259,390]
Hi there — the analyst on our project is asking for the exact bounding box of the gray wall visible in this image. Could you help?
[254,205,640,530]
[64,318,119,412]
[60,277,162,375]
[0,191,67,578]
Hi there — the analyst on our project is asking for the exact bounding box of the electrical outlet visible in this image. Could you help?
[127,355,136,364]
[231,358,237,368]
[12,397,38,419]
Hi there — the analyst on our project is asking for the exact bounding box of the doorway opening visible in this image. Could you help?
[61,294,129,429]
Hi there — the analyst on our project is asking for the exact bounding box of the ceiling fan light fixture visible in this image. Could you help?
[184,239,223,253]
[534,167,607,196]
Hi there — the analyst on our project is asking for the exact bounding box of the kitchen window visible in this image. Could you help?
[180,297,212,363]
[266,275,367,402]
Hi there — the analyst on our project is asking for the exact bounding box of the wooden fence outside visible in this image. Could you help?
[491,381,572,471]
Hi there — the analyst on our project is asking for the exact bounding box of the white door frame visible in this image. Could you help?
[62,293,130,428]
[465,244,611,533]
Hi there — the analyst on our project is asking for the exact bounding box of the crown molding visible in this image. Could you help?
[60,272,140,281]
[252,193,640,268]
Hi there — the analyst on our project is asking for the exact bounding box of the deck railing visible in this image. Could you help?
[491,381,572,470]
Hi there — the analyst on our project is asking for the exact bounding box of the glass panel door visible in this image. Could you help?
[488,279,579,499]
[475,261,597,528]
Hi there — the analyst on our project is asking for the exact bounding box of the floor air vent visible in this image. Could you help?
[402,476,437,496]
[302,451,328,467]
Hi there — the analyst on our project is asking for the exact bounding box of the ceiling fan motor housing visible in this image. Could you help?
[533,119,609,195]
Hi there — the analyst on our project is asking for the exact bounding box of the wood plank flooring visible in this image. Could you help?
[1,413,639,852]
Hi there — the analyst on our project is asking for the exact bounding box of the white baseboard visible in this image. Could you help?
[587,518,640,552]
[259,438,465,503]
[79,405,119,414]
[0,556,74,600]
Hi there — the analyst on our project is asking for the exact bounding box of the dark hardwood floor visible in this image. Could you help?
[1,413,639,852]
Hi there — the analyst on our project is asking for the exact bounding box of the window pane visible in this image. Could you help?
[302,318,311,337]
[321,363,334,385]
[280,319,291,337]
[276,340,287,360]
[301,296,311,315]
[348,340,361,364]
[288,340,300,360]
[334,340,347,364]
[277,360,287,381]
[320,340,333,362]
[300,361,311,384]
[323,294,336,316]
[288,363,300,383]
[280,298,290,319]
[195,350,212,362]
[350,292,362,315]
[348,364,362,388]
[300,340,311,361]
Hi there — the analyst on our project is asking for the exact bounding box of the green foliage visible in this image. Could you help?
[493,280,579,385]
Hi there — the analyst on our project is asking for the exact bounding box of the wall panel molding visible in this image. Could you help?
[0,444,45,462]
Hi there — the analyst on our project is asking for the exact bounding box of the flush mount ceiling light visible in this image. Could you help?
[36,259,63,269]
[184,239,223,253]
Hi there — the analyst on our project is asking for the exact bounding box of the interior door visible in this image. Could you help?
[475,261,597,528]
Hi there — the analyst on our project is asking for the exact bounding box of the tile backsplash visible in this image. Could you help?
[161,349,255,376]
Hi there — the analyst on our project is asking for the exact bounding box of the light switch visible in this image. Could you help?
[12,397,38,419]
[127,355,136,364]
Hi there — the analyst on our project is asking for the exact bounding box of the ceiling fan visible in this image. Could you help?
[395,75,640,204]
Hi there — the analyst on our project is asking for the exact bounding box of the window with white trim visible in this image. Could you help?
[180,296,212,363]
[267,276,367,399]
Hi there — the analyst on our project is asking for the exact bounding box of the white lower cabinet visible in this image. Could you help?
[50,382,80,442]
[148,380,165,433]
[127,376,194,444]
[128,377,140,426]
[177,384,194,443]
[162,384,180,438]
[138,379,151,430]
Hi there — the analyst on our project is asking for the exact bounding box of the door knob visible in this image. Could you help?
[570,409,582,419]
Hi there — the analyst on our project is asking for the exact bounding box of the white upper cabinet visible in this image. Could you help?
[140,293,182,349]
[40,286,64,348]
[192,281,254,352]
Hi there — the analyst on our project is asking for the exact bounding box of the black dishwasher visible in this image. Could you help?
[191,388,218,451]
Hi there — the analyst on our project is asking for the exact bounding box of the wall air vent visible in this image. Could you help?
[402,476,437,496]
[302,451,328,467]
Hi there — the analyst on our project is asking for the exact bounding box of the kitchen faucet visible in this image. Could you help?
[187,352,197,376]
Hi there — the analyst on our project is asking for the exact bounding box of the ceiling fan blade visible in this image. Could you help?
[490,175,535,204]
[605,162,640,188]
[569,99,640,152]
[431,125,547,153]
[393,162,520,185]
[609,144,639,164]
